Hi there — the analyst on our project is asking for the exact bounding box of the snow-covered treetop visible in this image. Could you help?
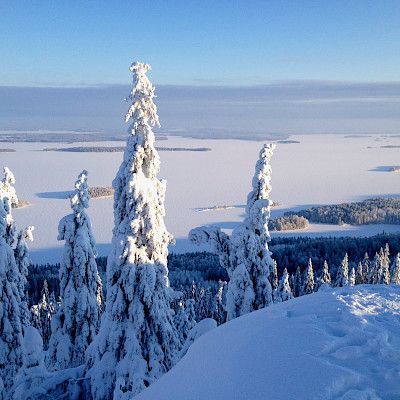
[70,170,90,217]
[0,166,18,207]
[119,61,162,183]
[3,167,15,185]
[125,61,160,129]
[246,144,275,215]
[0,167,18,246]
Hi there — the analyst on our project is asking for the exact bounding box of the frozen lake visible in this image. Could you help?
[1,133,400,263]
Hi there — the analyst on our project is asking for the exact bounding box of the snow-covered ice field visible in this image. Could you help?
[1,133,400,263]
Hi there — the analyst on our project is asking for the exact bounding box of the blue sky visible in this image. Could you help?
[1,0,400,86]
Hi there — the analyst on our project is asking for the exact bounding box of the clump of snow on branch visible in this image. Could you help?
[47,170,103,370]
[85,61,179,400]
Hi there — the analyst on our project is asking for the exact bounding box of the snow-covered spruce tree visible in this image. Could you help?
[381,261,390,285]
[349,267,356,286]
[289,273,295,291]
[0,198,23,398]
[14,226,34,329]
[1,167,34,328]
[270,260,279,301]
[47,170,103,370]
[355,262,364,285]
[318,260,331,288]
[174,300,194,342]
[391,253,400,284]
[369,252,380,284]
[0,167,18,247]
[85,62,179,399]
[378,245,390,285]
[362,252,370,284]
[184,299,197,331]
[276,268,293,302]
[190,144,275,320]
[230,143,275,314]
[335,253,349,287]
[198,287,215,320]
[383,243,390,268]
[30,280,58,350]
[303,258,314,295]
[214,280,227,325]
[293,266,302,297]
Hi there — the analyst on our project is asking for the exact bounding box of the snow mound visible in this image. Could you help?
[136,285,400,400]
[179,318,217,358]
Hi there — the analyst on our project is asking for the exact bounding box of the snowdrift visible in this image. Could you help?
[137,285,400,400]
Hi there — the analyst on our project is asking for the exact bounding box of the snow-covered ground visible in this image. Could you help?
[1,133,400,263]
[137,285,400,400]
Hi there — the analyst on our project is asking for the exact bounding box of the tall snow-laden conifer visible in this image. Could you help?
[174,300,195,343]
[0,198,23,398]
[378,245,390,285]
[319,260,331,287]
[355,262,364,285]
[232,143,275,313]
[391,253,400,284]
[47,171,103,370]
[335,253,349,287]
[293,266,302,297]
[30,280,58,350]
[276,268,293,302]
[14,226,34,329]
[370,253,380,284]
[269,261,279,292]
[86,62,179,399]
[190,144,275,320]
[303,259,314,294]
[362,252,370,283]
[349,267,356,286]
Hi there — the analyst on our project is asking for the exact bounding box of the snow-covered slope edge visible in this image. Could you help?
[136,285,400,400]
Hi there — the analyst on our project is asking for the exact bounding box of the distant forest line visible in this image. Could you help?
[28,232,400,306]
[269,198,400,230]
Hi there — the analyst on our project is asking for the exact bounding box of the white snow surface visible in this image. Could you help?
[136,285,400,400]
[2,133,400,262]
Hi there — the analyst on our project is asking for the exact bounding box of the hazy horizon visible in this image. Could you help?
[1,80,400,139]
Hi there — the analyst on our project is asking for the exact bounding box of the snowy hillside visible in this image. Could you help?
[137,285,400,400]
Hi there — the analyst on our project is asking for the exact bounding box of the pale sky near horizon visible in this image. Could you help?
[1,0,400,87]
